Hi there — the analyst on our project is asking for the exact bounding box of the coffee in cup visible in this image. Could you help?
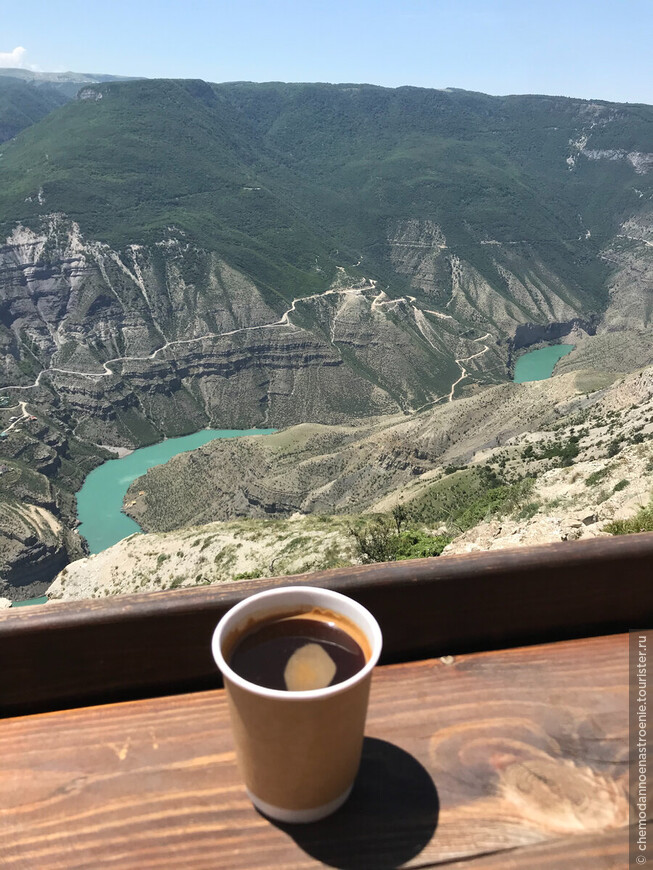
[212,586,383,823]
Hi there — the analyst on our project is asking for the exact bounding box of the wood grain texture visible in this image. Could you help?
[440,825,639,869]
[0,634,634,869]
[2,531,652,715]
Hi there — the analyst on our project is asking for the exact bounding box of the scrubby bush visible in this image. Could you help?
[234,569,262,580]
[349,518,399,563]
[392,504,408,533]
[585,467,610,487]
[394,530,451,560]
[604,502,653,535]
[349,518,450,564]
[521,436,579,467]
[455,477,534,530]
[516,501,541,521]
[539,436,580,467]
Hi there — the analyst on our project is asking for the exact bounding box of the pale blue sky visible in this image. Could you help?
[2,0,652,104]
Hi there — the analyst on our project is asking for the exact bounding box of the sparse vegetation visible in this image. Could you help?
[516,501,541,521]
[454,478,535,531]
[391,504,408,534]
[404,466,534,534]
[604,501,653,535]
[596,488,611,504]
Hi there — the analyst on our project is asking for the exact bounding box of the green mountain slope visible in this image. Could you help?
[229,83,650,306]
[0,76,69,143]
[1,80,651,304]
[0,70,141,144]
[0,80,339,300]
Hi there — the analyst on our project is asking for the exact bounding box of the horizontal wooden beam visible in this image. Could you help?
[2,532,652,716]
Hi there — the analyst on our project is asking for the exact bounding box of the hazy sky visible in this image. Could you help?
[2,0,652,104]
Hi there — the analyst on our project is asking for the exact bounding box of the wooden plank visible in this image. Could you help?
[439,826,636,869]
[0,635,635,869]
[1,531,652,715]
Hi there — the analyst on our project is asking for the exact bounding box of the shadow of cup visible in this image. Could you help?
[265,737,439,870]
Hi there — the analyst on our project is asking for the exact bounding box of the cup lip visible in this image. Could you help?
[212,585,383,701]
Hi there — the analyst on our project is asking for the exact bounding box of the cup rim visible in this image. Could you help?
[212,585,383,700]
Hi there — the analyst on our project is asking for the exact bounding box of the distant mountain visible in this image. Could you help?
[0,68,139,98]
[0,70,141,143]
[2,79,651,283]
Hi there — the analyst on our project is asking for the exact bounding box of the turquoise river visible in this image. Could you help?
[77,428,276,554]
[513,344,574,384]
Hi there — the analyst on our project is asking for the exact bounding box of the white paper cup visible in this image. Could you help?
[212,586,383,823]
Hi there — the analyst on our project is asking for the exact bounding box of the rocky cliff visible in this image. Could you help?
[0,501,70,599]
[510,317,598,351]
[1,216,489,443]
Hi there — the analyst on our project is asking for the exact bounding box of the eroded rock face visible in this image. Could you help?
[600,213,653,332]
[0,213,611,444]
[0,217,282,387]
[386,219,586,336]
[0,502,69,600]
[511,318,598,351]
[2,216,489,440]
[581,148,653,174]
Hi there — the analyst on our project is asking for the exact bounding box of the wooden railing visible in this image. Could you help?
[2,532,652,717]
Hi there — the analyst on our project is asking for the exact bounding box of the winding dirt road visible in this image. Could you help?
[448,333,491,402]
[1,286,493,414]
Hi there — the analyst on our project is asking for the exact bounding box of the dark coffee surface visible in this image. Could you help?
[228,616,366,691]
